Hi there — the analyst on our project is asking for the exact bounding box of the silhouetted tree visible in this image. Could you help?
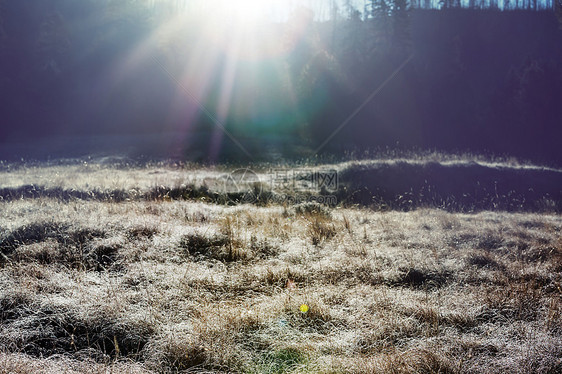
[285,7,316,89]
[0,0,7,104]
[366,0,393,53]
[363,0,412,59]
[338,0,366,74]
[554,0,562,29]
[0,0,5,40]
[392,0,412,57]
[35,12,70,76]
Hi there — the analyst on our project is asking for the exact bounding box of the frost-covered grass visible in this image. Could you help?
[0,160,560,373]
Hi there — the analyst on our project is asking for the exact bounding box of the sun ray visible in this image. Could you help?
[97,0,302,159]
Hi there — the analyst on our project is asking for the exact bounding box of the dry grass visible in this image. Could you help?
[0,161,560,373]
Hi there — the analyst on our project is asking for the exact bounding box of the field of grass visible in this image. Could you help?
[0,158,561,373]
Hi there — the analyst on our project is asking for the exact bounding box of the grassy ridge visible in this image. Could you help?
[1,158,560,212]
[336,160,562,212]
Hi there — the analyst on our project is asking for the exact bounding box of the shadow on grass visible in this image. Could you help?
[390,267,453,290]
[0,296,153,361]
[0,185,129,202]
[337,161,562,212]
[0,222,120,271]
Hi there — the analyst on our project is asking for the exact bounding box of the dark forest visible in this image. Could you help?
[1,0,561,164]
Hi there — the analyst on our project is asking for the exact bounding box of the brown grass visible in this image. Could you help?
[0,162,560,373]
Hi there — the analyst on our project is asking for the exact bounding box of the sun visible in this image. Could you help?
[216,0,282,24]
[232,0,267,19]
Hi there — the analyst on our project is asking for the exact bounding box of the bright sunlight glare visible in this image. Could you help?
[173,0,292,24]
[225,0,271,22]
[111,0,326,160]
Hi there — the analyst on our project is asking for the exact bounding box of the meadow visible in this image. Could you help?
[0,157,560,373]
